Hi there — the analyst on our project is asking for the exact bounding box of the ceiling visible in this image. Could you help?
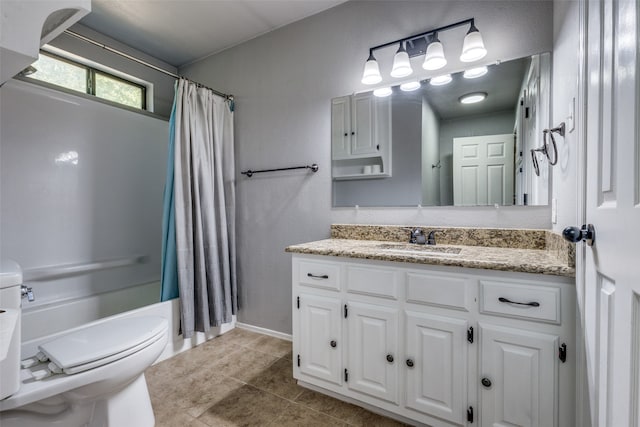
[79,0,347,67]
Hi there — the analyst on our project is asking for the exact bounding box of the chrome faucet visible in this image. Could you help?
[409,228,427,245]
[21,285,34,302]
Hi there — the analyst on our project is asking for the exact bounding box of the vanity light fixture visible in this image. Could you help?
[463,65,488,79]
[430,74,453,86]
[460,23,487,62]
[390,42,413,78]
[361,52,382,84]
[360,18,487,84]
[400,81,421,91]
[459,92,487,104]
[373,87,393,97]
[422,33,447,70]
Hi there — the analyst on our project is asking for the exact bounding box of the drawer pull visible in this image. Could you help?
[330,340,337,348]
[498,297,540,307]
[307,273,329,279]
[406,358,414,368]
[386,354,394,363]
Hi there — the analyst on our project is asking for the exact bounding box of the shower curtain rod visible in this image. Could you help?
[62,29,233,101]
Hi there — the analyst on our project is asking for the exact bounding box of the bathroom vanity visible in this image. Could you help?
[287,225,575,427]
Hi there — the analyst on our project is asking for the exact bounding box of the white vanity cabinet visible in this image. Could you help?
[291,254,575,427]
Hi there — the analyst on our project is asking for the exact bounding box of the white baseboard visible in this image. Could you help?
[236,322,292,341]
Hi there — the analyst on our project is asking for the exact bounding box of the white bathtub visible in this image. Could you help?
[20,281,235,362]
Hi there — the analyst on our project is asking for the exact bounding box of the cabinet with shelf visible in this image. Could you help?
[291,254,575,426]
[331,93,391,180]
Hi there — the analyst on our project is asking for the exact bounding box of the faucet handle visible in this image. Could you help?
[21,285,35,302]
[426,229,445,245]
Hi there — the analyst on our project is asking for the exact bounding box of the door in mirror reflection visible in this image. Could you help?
[453,134,514,206]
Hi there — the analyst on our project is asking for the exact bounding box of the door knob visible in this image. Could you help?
[562,224,595,246]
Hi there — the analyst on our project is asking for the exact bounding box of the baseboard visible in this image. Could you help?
[236,322,292,341]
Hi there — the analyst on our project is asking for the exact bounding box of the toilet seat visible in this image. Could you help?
[36,316,166,375]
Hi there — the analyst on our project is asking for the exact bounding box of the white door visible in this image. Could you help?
[453,134,515,206]
[479,324,557,427]
[581,1,640,426]
[331,96,351,160]
[297,293,342,386]
[346,301,399,404]
[405,311,467,425]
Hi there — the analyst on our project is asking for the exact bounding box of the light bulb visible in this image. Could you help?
[400,81,421,92]
[463,66,488,79]
[373,87,393,97]
[430,74,452,86]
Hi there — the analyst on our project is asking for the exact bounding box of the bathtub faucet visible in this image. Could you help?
[21,285,34,302]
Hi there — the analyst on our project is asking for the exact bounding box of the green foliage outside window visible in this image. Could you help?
[27,52,146,110]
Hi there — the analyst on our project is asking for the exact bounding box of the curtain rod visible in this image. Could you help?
[63,29,233,101]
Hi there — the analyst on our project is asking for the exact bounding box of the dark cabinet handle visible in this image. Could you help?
[307,273,329,279]
[351,131,355,135]
[344,132,348,136]
[481,377,492,388]
[386,354,394,363]
[498,297,540,307]
[406,359,414,367]
[330,340,337,348]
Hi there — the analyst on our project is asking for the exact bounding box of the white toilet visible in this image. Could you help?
[0,260,168,427]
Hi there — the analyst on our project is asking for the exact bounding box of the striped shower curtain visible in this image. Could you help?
[161,78,237,338]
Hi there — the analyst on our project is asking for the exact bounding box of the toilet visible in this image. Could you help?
[0,260,168,427]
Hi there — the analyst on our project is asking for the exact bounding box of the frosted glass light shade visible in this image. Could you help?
[373,87,393,97]
[459,92,487,104]
[463,66,488,79]
[400,81,421,91]
[390,43,412,78]
[430,74,452,86]
[361,56,382,85]
[460,29,487,62]
[422,41,447,70]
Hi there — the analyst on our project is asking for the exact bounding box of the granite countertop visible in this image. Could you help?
[286,238,576,277]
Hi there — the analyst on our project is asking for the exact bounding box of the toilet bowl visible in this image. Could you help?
[0,260,168,427]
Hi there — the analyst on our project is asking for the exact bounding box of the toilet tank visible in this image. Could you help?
[0,259,22,399]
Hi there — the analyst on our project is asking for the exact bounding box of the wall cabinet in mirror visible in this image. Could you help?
[331,92,391,180]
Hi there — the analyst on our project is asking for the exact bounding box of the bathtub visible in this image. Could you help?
[20,281,235,362]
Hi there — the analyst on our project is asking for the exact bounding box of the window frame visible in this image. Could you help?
[27,49,149,111]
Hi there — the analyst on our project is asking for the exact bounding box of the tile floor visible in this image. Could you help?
[145,328,410,427]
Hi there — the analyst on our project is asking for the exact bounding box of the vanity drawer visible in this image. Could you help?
[346,265,399,299]
[405,272,469,311]
[298,260,341,291]
[479,280,561,324]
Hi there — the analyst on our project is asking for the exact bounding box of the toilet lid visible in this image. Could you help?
[37,316,167,372]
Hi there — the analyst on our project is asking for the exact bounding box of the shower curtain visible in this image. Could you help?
[161,78,237,338]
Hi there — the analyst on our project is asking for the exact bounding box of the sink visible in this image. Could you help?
[376,243,462,256]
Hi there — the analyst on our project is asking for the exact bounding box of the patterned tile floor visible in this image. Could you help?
[145,328,410,426]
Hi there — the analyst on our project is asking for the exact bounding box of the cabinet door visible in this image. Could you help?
[297,294,343,385]
[351,93,377,156]
[331,96,351,159]
[479,324,557,427]
[347,301,399,404]
[405,311,468,425]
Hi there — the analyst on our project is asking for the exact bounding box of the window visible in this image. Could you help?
[27,51,147,110]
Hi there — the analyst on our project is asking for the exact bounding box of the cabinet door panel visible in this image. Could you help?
[298,294,342,385]
[331,96,350,159]
[347,301,399,404]
[352,93,376,156]
[480,324,557,427]
[405,311,467,424]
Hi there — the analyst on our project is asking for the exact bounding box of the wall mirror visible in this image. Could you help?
[331,52,551,208]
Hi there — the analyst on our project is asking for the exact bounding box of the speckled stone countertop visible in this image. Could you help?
[286,225,575,278]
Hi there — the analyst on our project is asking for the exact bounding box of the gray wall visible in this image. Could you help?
[421,95,440,206]
[438,110,516,205]
[181,0,554,334]
[333,91,423,207]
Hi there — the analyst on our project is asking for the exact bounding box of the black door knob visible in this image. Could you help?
[386,354,394,363]
[330,340,337,348]
[481,377,492,388]
[406,359,414,367]
[563,224,595,246]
